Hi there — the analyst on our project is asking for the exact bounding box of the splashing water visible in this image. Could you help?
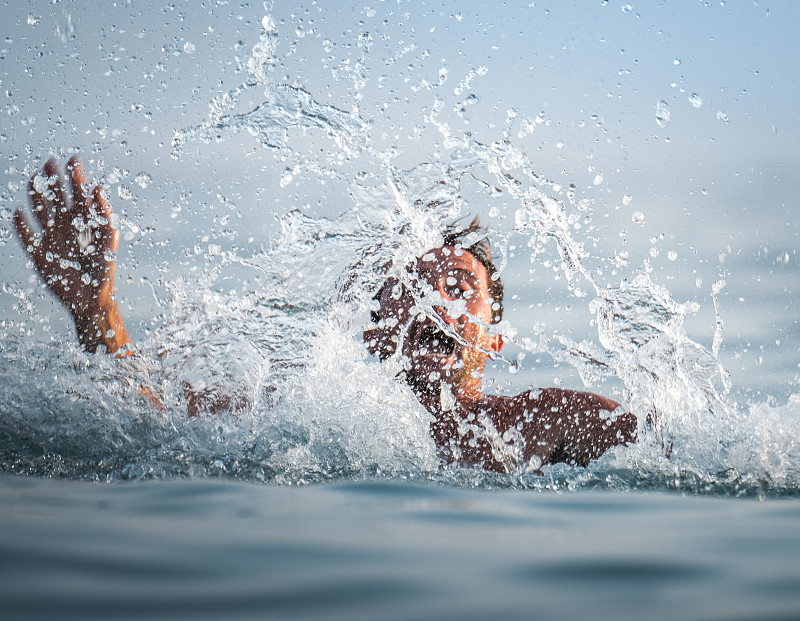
[2,12,799,496]
[655,100,671,128]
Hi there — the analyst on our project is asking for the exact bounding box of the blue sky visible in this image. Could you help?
[2,0,798,394]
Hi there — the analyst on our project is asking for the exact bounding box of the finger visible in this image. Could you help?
[42,157,67,224]
[91,185,119,255]
[28,158,60,229]
[92,184,113,221]
[28,174,49,230]
[66,155,88,216]
[13,208,37,254]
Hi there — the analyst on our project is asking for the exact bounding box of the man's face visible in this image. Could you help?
[366,246,504,400]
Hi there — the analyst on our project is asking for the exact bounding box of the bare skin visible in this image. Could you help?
[16,156,636,468]
[14,156,132,355]
[364,247,637,472]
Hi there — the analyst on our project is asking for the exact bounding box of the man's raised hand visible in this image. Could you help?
[14,156,132,353]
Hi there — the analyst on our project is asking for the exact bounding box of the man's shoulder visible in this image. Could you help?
[487,387,605,412]
[477,389,547,413]
[475,386,615,417]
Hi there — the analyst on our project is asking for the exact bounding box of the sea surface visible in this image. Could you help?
[3,475,800,621]
[2,188,798,618]
[2,3,799,619]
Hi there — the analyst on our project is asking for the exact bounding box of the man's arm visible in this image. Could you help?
[13,156,249,416]
[517,388,637,467]
[13,156,132,354]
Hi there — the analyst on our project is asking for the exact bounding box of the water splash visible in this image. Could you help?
[172,83,371,162]
[655,100,671,128]
[3,9,799,496]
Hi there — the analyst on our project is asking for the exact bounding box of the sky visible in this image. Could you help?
[1,0,798,396]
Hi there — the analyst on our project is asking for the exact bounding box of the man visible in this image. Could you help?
[14,157,637,473]
[363,221,637,472]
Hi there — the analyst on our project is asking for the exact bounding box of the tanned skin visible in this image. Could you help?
[16,157,636,470]
[14,156,132,355]
[363,247,637,472]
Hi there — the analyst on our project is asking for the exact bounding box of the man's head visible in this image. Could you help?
[364,217,504,402]
[440,217,504,325]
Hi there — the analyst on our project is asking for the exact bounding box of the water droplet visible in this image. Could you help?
[621,4,633,13]
[135,172,151,188]
[688,93,703,108]
[183,41,195,54]
[632,211,645,225]
[108,167,128,184]
[117,184,133,200]
[777,252,790,264]
[280,168,294,187]
[622,193,633,206]
[668,250,678,261]
[673,58,681,66]
[716,110,729,123]
[81,273,92,285]
[45,251,54,262]
[593,173,604,185]
[655,100,670,128]
[32,173,49,194]
[55,11,76,43]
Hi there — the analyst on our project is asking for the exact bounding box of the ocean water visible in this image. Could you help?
[2,2,799,619]
[3,475,800,621]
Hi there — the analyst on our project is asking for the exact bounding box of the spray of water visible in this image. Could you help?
[2,10,798,495]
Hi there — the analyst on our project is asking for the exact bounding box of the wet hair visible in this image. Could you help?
[370,216,504,325]
[441,216,504,324]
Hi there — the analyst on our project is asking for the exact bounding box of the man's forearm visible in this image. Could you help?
[73,296,133,354]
